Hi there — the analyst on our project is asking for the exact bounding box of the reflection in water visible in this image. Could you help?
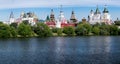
[0,36,120,64]
[88,36,111,54]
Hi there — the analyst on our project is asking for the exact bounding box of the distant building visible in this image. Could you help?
[20,11,38,25]
[70,10,77,23]
[88,5,112,25]
[9,11,15,24]
[45,6,76,28]
[56,5,67,28]
[82,17,87,23]
[50,9,55,22]
[45,9,56,28]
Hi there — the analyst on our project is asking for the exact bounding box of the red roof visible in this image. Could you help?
[45,22,56,25]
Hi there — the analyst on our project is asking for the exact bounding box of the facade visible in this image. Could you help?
[56,6,67,28]
[88,6,111,25]
[20,11,38,25]
[45,6,76,28]
[9,11,15,24]
[45,9,56,28]
[50,9,55,22]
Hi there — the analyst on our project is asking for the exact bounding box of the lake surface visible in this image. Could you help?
[0,36,120,64]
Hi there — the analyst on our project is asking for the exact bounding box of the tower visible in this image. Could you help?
[94,6,101,23]
[70,10,77,23]
[88,10,94,24]
[9,11,15,24]
[58,5,67,23]
[50,9,55,22]
[102,5,111,24]
[56,5,67,28]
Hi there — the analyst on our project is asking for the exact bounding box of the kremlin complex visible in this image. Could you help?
[4,5,112,28]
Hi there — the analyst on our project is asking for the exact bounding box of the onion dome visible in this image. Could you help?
[103,5,109,13]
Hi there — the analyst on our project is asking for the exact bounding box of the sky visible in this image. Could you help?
[0,0,120,21]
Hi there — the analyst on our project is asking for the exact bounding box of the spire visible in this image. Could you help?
[90,9,94,13]
[60,5,63,13]
[117,18,119,21]
[51,9,54,15]
[46,15,50,21]
[103,5,109,13]
[9,11,14,18]
[70,10,77,23]
[59,5,67,23]
[50,9,55,21]
[70,10,76,20]
[95,5,100,14]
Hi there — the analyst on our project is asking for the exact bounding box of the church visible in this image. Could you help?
[88,5,112,25]
[45,6,77,28]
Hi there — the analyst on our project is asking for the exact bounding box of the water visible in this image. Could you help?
[0,36,120,64]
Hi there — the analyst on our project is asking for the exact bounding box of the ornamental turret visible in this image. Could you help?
[70,10,77,23]
[58,5,67,24]
[50,9,55,22]
[102,5,111,24]
[9,11,15,24]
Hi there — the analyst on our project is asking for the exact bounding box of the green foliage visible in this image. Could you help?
[75,23,92,36]
[75,24,85,35]
[52,28,58,33]
[18,23,33,37]
[118,29,120,35]
[22,20,29,25]
[10,22,18,28]
[92,26,100,35]
[109,25,119,35]
[99,25,110,35]
[57,28,63,36]
[33,22,52,37]
[63,26,75,36]
[0,24,11,38]
[114,21,120,26]
[10,27,17,37]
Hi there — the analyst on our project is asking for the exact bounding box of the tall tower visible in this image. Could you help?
[56,5,67,28]
[88,10,94,24]
[9,11,15,24]
[94,6,101,24]
[20,11,25,18]
[102,5,111,24]
[70,10,77,23]
[50,9,55,22]
[58,5,67,23]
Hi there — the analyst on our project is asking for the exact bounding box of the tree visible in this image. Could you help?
[109,25,119,35]
[99,25,110,35]
[57,28,63,36]
[0,24,11,38]
[33,22,52,37]
[17,23,33,37]
[92,26,100,35]
[63,26,75,36]
[10,22,18,28]
[75,23,92,36]
[10,27,17,37]
[22,20,29,25]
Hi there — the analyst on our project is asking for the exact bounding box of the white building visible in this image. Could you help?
[56,5,67,28]
[88,6,111,25]
[8,11,15,24]
[20,11,38,25]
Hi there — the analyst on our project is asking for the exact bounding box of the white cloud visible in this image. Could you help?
[0,0,119,9]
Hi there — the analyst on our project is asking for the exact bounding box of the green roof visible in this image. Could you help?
[95,7,100,14]
[103,7,109,13]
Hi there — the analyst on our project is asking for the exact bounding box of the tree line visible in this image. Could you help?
[0,21,120,38]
